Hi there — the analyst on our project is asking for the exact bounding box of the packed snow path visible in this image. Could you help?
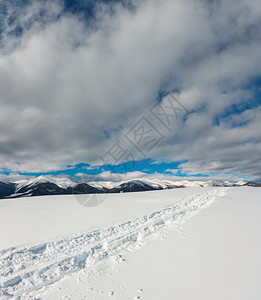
[0,188,228,298]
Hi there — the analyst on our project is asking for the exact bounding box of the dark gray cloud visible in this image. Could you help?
[0,0,261,180]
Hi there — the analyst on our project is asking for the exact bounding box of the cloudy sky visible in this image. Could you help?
[0,0,261,182]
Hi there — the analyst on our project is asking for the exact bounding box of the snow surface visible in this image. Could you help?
[0,187,260,299]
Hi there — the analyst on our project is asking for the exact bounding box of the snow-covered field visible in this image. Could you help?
[0,187,260,299]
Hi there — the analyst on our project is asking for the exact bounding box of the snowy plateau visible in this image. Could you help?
[0,186,260,299]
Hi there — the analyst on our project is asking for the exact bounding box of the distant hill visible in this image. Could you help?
[0,176,260,199]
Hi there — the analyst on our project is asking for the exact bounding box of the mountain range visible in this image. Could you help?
[0,176,260,199]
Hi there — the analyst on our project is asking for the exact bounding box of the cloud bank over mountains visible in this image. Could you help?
[0,0,261,180]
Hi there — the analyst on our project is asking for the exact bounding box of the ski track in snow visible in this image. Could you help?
[0,188,228,299]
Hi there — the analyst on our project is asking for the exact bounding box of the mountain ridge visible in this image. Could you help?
[0,177,260,199]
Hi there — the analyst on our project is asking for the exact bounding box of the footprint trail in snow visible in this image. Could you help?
[0,188,228,298]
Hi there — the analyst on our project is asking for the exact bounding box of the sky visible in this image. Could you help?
[0,0,261,183]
